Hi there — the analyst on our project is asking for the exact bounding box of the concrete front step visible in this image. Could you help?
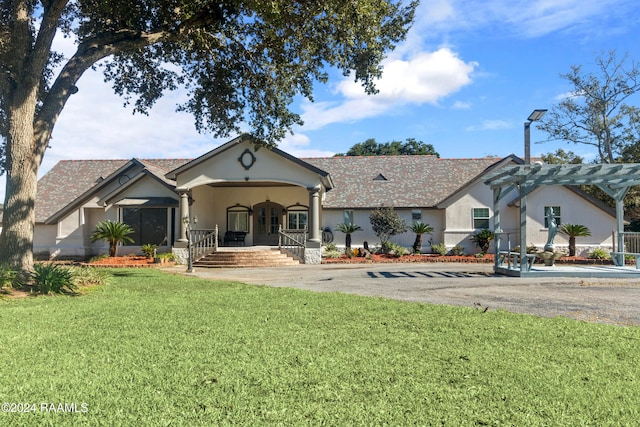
[194,249,300,268]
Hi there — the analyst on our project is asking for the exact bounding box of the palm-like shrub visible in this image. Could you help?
[409,222,434,253]
[31,263,76,294]
[91,220,134,257]
[470,229,494,254]
[559,224,591,256]
[335,223,362,249]
[0,263,18,291]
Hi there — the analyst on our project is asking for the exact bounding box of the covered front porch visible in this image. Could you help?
[166,135,333,264]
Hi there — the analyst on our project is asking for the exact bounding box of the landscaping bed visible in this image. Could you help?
[85,256,174,268]
[322,253,618,265]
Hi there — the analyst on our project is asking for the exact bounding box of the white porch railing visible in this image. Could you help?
[190,227,218,261]
[278,226,307,262]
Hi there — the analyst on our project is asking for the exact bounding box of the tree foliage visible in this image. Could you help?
[540,149,584,165]
[369,206,406,248]
[0,0,417,270]
[537,51,640,164]
[336,138,439,157]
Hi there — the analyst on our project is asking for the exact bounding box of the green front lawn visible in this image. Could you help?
[1,269,639,425]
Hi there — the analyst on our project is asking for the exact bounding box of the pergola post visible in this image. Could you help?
[493,187,501,269]
[519,184,527,273]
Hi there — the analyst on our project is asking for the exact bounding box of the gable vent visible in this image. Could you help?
[373,173,388,181]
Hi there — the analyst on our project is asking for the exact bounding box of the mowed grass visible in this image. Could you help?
[1,269,639,426]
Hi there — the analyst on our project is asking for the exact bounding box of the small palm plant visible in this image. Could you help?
[559,223,591,256]
[91,220,135,257]
[470,229,494,254]
[335,223,362,249]
[409,222,434,254]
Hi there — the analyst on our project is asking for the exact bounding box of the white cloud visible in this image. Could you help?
[452,100,472,110]
[416,0,633,39]
[466,120,512,131]
[300,48,477,130]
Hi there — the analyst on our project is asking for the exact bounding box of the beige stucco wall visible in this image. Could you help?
[439,179,616,256]
[176,143,323,190]
[441,178,500,254]
[33,224,57,257]
[526,187,615,255]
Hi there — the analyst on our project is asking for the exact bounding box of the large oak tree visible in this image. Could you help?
[0,0,417,270]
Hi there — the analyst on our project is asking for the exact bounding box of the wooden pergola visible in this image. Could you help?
[484,163,640,277]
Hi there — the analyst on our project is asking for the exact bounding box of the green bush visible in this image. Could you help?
[0,263,18,290]
[450,245,465,256]
[324,243,338,252]
[588,247,611,260]
[470,229,494,254]
[323,250,342,259]
[141,244,158,258]
[31,263,77,294]
[383,242,408,257]
[155,252,176,261]
[431,242,448,256]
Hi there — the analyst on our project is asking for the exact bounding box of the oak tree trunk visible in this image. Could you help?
[0,85,41,271]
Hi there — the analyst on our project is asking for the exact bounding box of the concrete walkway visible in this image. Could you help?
[166,262,640,326]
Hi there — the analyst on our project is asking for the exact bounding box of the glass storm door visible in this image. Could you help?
[253,202,283,245]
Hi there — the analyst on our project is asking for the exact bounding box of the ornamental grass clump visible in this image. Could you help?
[30,263,77,295]
[0,263,18,291]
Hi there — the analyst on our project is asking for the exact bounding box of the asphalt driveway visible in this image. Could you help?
[168,263,640,326]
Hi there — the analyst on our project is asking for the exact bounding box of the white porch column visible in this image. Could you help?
[308,185,322,243]
[177,190,189,243]
[304,185,322,264]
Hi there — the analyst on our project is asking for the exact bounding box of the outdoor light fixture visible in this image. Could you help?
[524,109,547,164]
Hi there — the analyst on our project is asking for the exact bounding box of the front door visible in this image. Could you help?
[254,202,283,245]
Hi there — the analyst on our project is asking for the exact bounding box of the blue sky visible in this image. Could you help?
[3,0,640,202]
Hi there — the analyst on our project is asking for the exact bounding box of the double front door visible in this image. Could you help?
[253,202,283,245]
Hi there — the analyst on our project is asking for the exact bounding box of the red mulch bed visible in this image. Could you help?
[322,254,618,265]
[85,256,174,268]
[322,254,494,264]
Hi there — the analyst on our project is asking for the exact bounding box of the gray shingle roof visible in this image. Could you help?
[304,156,501,208]
[35,159,189,222]
[33,155,504,222]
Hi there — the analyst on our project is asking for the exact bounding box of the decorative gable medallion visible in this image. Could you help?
[238,148,256,170]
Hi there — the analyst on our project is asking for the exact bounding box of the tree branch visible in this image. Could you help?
[33,3,230,146]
